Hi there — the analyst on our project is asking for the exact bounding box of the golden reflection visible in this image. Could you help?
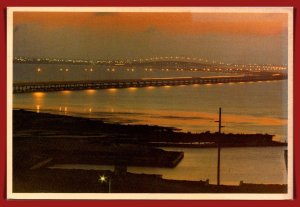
[128,87,137,91]
[32,92,45,98]
[89,108,92,113]
[32,92,45,107]
[192,84,200,87]
[59,106,62,112]
[110,108,115,113]
[61,90,72,95]
[64,107,68,115]
[163,85,171,88]
[146,86,155,90]
[85,89,96,95]
[107,88,118,93]
[36,105,40,113]
[128,109,287,133]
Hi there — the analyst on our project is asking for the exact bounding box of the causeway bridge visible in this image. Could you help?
[13,73,287,93]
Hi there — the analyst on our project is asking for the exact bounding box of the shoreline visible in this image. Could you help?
[11,109,288,193]
[13,109,287,148]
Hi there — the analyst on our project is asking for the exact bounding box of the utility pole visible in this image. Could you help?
[215,107,223,186]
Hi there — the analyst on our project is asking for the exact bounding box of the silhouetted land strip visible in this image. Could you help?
[14,110,286,148]
[13,110,287,193]
[13,168,287,193]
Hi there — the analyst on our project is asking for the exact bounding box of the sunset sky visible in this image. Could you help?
[13,10,289,64]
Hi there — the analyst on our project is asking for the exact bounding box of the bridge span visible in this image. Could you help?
[13,73,287,94]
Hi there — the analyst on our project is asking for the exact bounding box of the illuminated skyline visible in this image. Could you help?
[13,10,289,64]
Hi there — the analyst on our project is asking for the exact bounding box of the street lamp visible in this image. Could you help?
[98,175,111,193]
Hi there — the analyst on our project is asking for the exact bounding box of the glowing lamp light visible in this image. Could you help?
[98,175,107,183]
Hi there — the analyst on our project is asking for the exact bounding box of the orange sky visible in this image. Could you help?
[14,12,288,36]
[12,11,289,63]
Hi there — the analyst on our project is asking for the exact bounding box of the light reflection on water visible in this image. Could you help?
[13,64,289,185]
[13,80,288,142]
[49,146,287,185]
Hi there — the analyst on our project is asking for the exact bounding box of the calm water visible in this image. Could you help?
[13,79,288,142]
[50,146,287,185]
[13,63,289,184]
[13,63,227,82]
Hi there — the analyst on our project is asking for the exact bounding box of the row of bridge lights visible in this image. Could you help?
[36,68,202,73]
[36,66,286,73]
[18,56,288,68]
[37,67,205,73]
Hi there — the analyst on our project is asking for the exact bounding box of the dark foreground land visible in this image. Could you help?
[12,110,287,193]
[14,168,287,193]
